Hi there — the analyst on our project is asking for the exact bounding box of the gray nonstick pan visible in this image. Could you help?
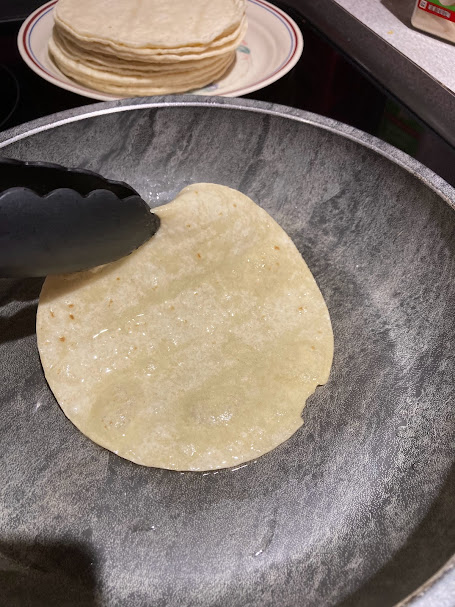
[0,96,454,607]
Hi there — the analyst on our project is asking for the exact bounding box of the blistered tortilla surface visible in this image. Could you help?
[37,184,333,471]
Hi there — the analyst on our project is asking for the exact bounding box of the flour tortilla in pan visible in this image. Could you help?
[37,184,333,471]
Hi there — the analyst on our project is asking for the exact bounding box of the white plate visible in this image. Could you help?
[18,0,303,100]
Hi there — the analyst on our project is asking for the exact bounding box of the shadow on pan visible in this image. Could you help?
[0,279,98,606]
[0,471,453,607]
[0,278,43,344]
[339,463,455,607]
[0,539,100,607]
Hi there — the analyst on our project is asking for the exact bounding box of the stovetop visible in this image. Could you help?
[1,2,454,188]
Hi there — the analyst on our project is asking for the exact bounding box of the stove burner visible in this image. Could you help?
[0,64,19,130]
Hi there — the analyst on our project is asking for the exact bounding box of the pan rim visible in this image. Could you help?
[0,95,454,213]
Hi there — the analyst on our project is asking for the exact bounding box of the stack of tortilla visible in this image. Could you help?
[48,0,247,96]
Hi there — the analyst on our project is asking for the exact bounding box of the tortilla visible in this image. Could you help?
[49,35,235,95]
[53,15,248,60]
[36,184,333,471]
[52,28,236,74]
[54,0,246,49]
[49,0,247,95]
[51,18,247,64]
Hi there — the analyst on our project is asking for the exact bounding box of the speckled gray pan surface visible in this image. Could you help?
[0,96,454,607]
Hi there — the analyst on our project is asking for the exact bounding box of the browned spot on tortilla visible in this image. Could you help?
[59,336,65,342]
[69,314,74,319]
[274,246,280,250]
[50,311,55,318]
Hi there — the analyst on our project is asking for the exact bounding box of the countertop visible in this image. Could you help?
[335,0,455,94]
[288,0,455,147]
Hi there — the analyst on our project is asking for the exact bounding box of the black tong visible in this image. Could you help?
[0,158,160,277]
